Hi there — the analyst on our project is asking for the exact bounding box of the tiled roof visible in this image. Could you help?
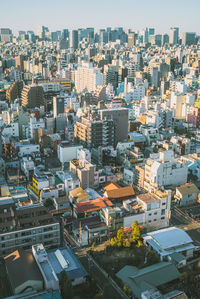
[75,197,113,214]
[107,186,135,199]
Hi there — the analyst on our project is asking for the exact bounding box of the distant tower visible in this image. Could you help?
[69,30,78,50]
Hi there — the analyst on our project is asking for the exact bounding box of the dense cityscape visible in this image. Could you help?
[0,23,200,299]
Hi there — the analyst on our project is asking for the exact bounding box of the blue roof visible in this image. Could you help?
[48,246,87,280]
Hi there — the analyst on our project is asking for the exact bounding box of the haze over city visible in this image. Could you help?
[1,0,200,33]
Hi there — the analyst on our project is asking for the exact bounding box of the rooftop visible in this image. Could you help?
[75,197,113,214]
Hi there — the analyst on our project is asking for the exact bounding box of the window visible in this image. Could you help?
[161,209,165,215]
[154,212,157,215]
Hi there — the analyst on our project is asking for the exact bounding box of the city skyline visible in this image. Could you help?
[1,0,200,34]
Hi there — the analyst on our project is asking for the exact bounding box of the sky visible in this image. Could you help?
[0,0,200,34]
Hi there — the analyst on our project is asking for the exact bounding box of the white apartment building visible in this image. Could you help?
[56,171,80,195]
[77,148,91,162]
[2,122,19,137]
[102,189,171,230]
[29,117,45,139]
[144,150,188,192]
[75,62,104,93]
[57,143,83,163]
[18,144,40,157]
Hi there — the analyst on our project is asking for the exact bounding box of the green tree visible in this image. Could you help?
[59,270,74,299]
[123,239,131,248]
[117,228,124,242]
[110,237,118,246]
[123,284,132,296]
[132,221,141,243]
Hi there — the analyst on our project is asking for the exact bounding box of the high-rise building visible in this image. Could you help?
[182,32,196,46]
[0,28,12,42]
[22,85,45,108]
[99,108,129,146]
[53,96,65,117]
[15,55,26,72]
[128,32,137,47]
[169,27,179,45]
[6,81,24,103]
[75,62,104,93]
[74,117,115,148]
[69,30,78,49]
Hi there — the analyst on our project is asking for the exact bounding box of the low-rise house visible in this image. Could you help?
[175,183,199,206]
[4,249,43,295]
[73,197,113,218]
[72,216,108,246]
[143,227,196,261]
[32,244,87,287]
[116,262,180,299]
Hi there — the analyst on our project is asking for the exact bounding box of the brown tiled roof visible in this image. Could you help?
[75,197,113,214]
[107,186,135,199]
[104,182,121,191]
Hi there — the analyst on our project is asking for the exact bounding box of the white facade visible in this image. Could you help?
[29,117,45,138]
[75,62,104,93]
[57,144,83,163]
[2,122,19,137]
[77,148,91,162]
[144,150,188,191]
[18,144,40,157]
[56,171,80,195]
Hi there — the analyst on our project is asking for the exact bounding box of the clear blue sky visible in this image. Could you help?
[1,0,199,34]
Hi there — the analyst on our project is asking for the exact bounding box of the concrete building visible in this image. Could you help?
[69,30,78,49]
[99,108,129,146]
[74,117,115,148]
[144,150,188,191]
[4,249,43,295]
[57,142,83,163]
[0,199,60,256]
[22,85,45,108]
[175,183,199,206]
[75,63,104,93]
[169,27,179,45]
[143,227,196,260]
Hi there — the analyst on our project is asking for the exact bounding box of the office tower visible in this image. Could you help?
[69,30,78,49]
[104,65,119,90]
[0,28,12,42]
[128,32,136,47]
[86,27,94,42]
[100,30,108,45]
[75,63,104,93]
[140,28,149,44]
[22,85,45,108]
[99,108,129,145]
[155,35,162,47]
[161,34,169,46]
[53,96,65,117]
[169,27,179,45]
[62,29,69,39]
[149,28,155,36]
[37,25,49,39]
[74,117,115,148]
[182,32,196,46]
[15,55,26,72]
